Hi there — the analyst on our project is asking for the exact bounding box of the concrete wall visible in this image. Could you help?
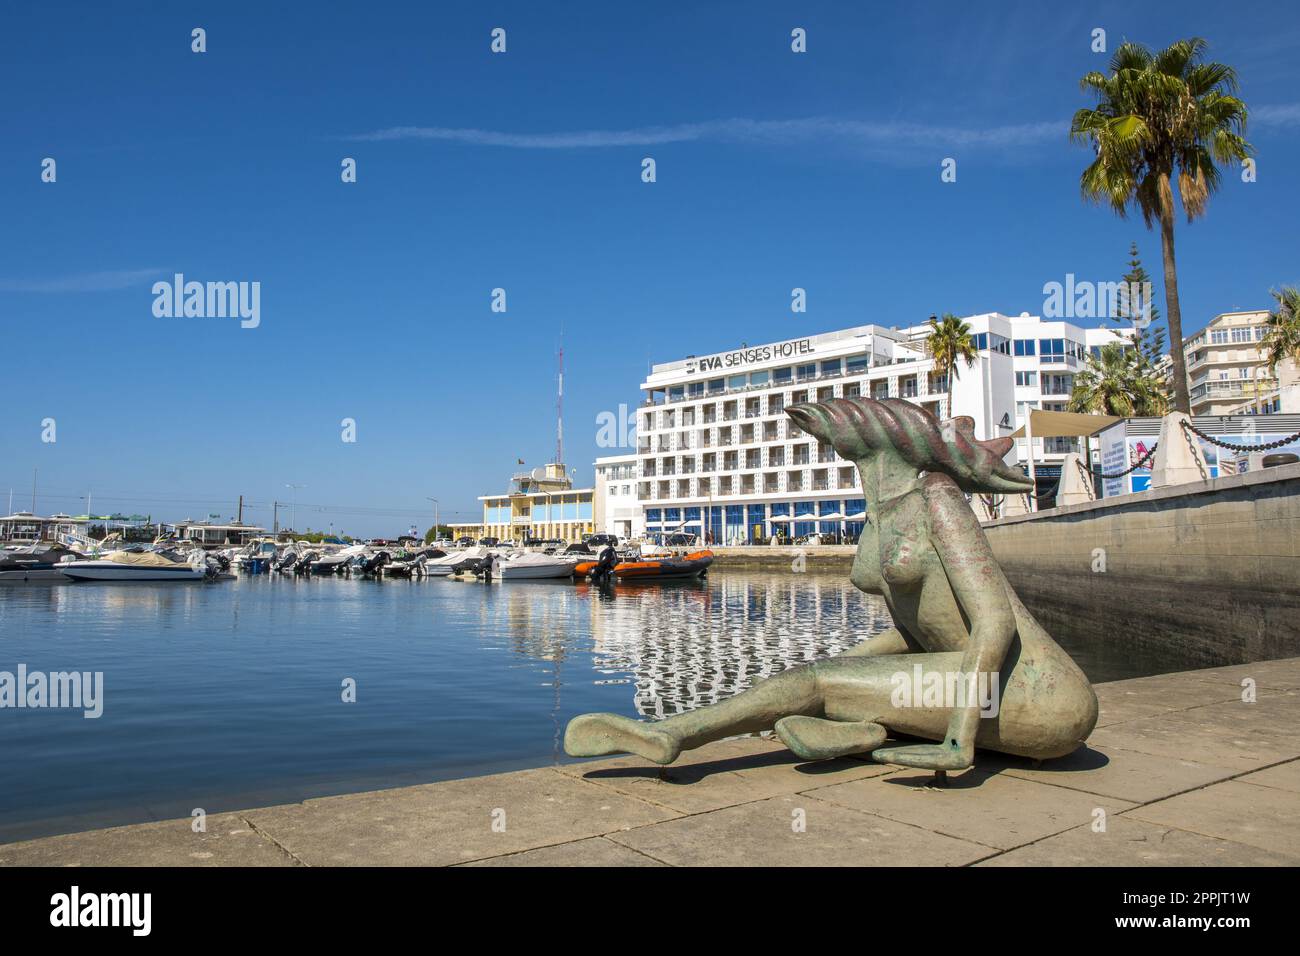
[981,461,1300,669]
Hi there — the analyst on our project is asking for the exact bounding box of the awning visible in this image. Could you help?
[817,512,846,521]
[1010,409,1121,439]
[845,511,867,521]
[768,514,793,523]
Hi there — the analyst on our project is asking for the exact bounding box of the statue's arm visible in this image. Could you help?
[873,478,1015,770]
[837,627,912,658]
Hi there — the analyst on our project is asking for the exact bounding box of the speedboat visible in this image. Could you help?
[494,552,581,580]
[574,549,714,581]
[60,548,219,582]
[306,544,368,574]
[0,542,82,582]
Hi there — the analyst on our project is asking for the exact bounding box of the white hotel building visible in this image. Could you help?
[629,314,1127,543]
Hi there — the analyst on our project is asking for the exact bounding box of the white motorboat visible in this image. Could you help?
[494,552,581,580]
[0,543,82,582]
[60,549,216,582]
[424,547,480,577]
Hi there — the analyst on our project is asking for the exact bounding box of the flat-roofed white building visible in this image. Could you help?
[594,453,642,540]
[635,315,1128,543]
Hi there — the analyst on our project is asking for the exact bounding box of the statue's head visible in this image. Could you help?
[786,397,1032,494]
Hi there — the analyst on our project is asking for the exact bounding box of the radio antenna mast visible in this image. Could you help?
[555,338,564,466]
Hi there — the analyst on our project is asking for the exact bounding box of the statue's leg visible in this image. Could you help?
[774,715,887,759]
[565,663,821,764]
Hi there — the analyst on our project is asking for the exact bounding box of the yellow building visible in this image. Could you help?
[479,462,595,542]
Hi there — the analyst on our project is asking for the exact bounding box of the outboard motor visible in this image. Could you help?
[589,545,618,588]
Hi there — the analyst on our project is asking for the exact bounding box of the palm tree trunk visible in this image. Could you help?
[1158,182,1192,414]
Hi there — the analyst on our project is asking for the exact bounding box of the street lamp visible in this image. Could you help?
[285,483,305,531]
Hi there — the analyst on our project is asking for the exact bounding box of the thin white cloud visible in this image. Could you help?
[0,268,163,293]
[345,116,1065,151]
[1253,104,1300,127]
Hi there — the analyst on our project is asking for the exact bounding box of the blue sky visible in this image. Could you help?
[3,1,1298,536]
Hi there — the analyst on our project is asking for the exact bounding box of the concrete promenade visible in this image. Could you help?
[3,658,1297,866]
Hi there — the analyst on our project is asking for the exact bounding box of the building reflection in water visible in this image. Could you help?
[583,571,893,720]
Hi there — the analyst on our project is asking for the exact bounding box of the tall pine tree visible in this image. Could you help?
[1114,242,1168,373]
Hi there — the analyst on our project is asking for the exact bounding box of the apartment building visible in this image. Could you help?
[1184,310,1297,416]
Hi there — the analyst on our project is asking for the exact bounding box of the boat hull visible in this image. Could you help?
[60,562,208,582]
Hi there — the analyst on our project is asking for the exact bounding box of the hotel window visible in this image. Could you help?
[820,359,842,376]
[1039,339,1066,363]
[750,370,770,386]
[764,473,779,493]
[818,442,836,463]
[762,421,778,441]
[768,394,784,414]
[1014,339,1036,356]
[681,407,695,426]
[787,471,804,491]
[664,409,675,427]
[723,451,738,471]
[792,444,810,465]
[900,376,918,398]
[791,390,808,404]
[1015,371,1037,387]
[797,363,817,381]
[846,354,869,374]
[1231,328,1253,343]
[682,456,695,473]
[688,381,704,398]
[708,378,725,394]
[677,479,691,497]
[703,453,716,472]
[727,374,747,389]
[817,386,835,402]
[669,386,684,402]
[723,401,738,421]
[702,404,716,423]
[768,447,785,466]
[838,466,856,488]
[745,398,761,418]
[745,449,762,469]
[774,366,793,384]
[1210,329,1229,344]
[844,382,861,398]
[973,333,988,350]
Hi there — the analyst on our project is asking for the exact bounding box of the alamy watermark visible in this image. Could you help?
[0,664,103,718]
[1042,274,1152,326]
[152,273,260,329]
[890,664,1000,717]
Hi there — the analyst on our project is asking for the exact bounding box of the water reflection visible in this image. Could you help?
[579,572,892,719]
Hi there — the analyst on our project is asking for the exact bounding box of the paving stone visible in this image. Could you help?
[242,768,678,866]
[810,768,1136,851]
[977,816,1297,866]
[608,794,992,866]
[983,745,1239,803]
[0,813,297,867]
[461,836,667,867]
[1125,780,1300,857]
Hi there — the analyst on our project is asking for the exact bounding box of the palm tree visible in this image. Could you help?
[1068,342,1169,417]
[1260,286,1300,377]
[923,313,978,417]
[1071,38,1252,414]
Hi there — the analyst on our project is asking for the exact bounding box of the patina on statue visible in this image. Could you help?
[565,398,1098,772]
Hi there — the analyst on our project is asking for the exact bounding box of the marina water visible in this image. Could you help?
[1,571,1186,841]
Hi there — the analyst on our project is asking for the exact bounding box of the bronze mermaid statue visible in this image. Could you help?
[565,397,1098,771]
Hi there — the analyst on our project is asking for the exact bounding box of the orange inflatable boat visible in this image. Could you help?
[575,549,714,580]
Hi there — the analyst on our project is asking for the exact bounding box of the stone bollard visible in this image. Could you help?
[1000,491,1031,516]
[1150,412,1210,488]
[1055,452,1094,507]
